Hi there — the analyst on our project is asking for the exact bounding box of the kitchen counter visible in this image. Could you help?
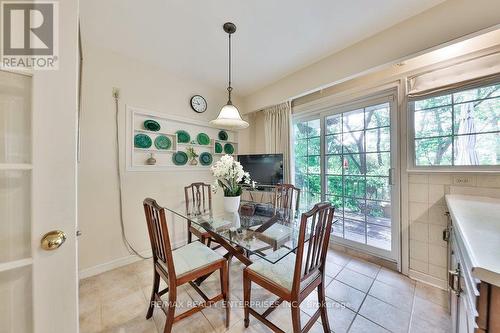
[445,194,500,287]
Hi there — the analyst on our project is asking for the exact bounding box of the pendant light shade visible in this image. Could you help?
[210,22,249,130]
[210,103,248,129]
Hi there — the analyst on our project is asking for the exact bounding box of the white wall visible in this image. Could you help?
[78,41,249,276]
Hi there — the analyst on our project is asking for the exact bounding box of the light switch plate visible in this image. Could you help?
[452,175,475,186]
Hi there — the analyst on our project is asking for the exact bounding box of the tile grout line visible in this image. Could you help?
[407,286,418,333]
[343,264,418,333]
[345,265,381,332]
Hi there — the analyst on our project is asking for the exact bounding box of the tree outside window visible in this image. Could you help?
[413,83,500,166]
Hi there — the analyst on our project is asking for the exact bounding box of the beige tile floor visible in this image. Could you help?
[79,249,451,333]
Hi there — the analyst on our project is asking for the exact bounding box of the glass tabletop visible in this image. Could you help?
[165,200,311,264]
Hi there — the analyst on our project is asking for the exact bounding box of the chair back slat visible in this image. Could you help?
[274,184,301,219]
[185,182,212,216]
[292,202,334,293]
[143,198,176,279]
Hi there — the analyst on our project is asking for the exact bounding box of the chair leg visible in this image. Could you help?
[163,288,177,333]
[318,282,331,332]
[146,271,160,319]
[291,299,301,333]
[243,270,251,328]
[206,238,212,248]
[187,229,192,243]
[220,262,230,328]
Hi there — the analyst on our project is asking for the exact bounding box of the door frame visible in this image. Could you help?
[293,87,401,264]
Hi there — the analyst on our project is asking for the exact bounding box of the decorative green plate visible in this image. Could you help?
[154,135,171,150]
[176,130,190,143]
[134,133,152,148]
[218,130,228,141]
[215,142,223,154]
[199,152,213,166]
[144,119,160,132]
[172,151,188,165]
[224,143,234,154]
[197,133,210,145]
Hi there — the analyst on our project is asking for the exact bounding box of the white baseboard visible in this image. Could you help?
[79,239,186,280]
[409,269,448,290]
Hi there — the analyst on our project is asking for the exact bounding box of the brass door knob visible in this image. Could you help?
[41,230,67,251]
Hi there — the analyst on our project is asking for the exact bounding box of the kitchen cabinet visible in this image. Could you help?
[445,195,500,333]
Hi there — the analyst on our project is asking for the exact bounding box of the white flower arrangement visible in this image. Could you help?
[211,154,250,197]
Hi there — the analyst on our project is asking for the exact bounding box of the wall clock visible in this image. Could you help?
[190,95,207,113]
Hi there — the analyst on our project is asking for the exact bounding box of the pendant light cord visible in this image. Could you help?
[227,33,232,103]
[114,93,151,260]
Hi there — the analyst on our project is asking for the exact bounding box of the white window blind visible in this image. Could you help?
[408,52,500,99]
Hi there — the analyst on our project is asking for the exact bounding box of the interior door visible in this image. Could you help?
[0,1,79,332]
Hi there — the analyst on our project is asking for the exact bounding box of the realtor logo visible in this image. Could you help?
[1,1,59,69]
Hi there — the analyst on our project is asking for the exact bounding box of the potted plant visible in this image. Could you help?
[186,146,198,165]
[211,155,250,212]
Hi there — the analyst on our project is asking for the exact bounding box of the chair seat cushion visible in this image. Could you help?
[250,224,292,243]
[171,241,224,278]
[246,248,319,292]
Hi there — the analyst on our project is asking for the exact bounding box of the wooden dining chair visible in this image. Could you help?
[251,183,301,254]
[143,198,229,333]
[274,183,301,218]
[184,182,217,247]
[243,202,335,333]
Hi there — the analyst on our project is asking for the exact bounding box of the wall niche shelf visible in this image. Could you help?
[126,106,238,171]
[213,139,238,156]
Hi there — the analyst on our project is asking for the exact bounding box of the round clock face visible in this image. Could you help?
[190,95,207,113]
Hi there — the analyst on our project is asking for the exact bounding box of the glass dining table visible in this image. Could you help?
[164,200,320,267]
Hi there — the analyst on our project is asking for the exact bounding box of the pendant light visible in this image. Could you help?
[210,22,249,129]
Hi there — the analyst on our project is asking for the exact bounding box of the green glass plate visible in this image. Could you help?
[224,143,234,154]
[134,133,152,148]
[176,130,190,143]
[144,119,160,131]
[199,152,213,166]
[154,135,171,150]
[172,151,188,165]
[215,142,223,154]
[197,133,210,145]
[218,130,228,141]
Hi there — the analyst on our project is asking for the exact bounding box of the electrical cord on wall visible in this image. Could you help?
[113,89,151,260]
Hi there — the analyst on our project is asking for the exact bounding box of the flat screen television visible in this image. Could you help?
[237,154,283,185]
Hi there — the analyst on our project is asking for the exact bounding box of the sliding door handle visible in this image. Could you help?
[388,168,395,185]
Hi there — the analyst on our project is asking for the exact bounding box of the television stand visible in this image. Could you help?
[242,184,275,192]
[242,185,276,205]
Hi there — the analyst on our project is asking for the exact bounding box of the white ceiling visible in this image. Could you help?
[80,0,444,96]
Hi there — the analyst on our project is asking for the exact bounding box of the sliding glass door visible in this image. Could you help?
[293,94,398,260]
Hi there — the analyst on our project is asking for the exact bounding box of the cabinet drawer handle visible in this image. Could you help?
[448,268,461,296]
[443,228,450,242]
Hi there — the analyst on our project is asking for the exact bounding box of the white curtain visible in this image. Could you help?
[263,101,292,183]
